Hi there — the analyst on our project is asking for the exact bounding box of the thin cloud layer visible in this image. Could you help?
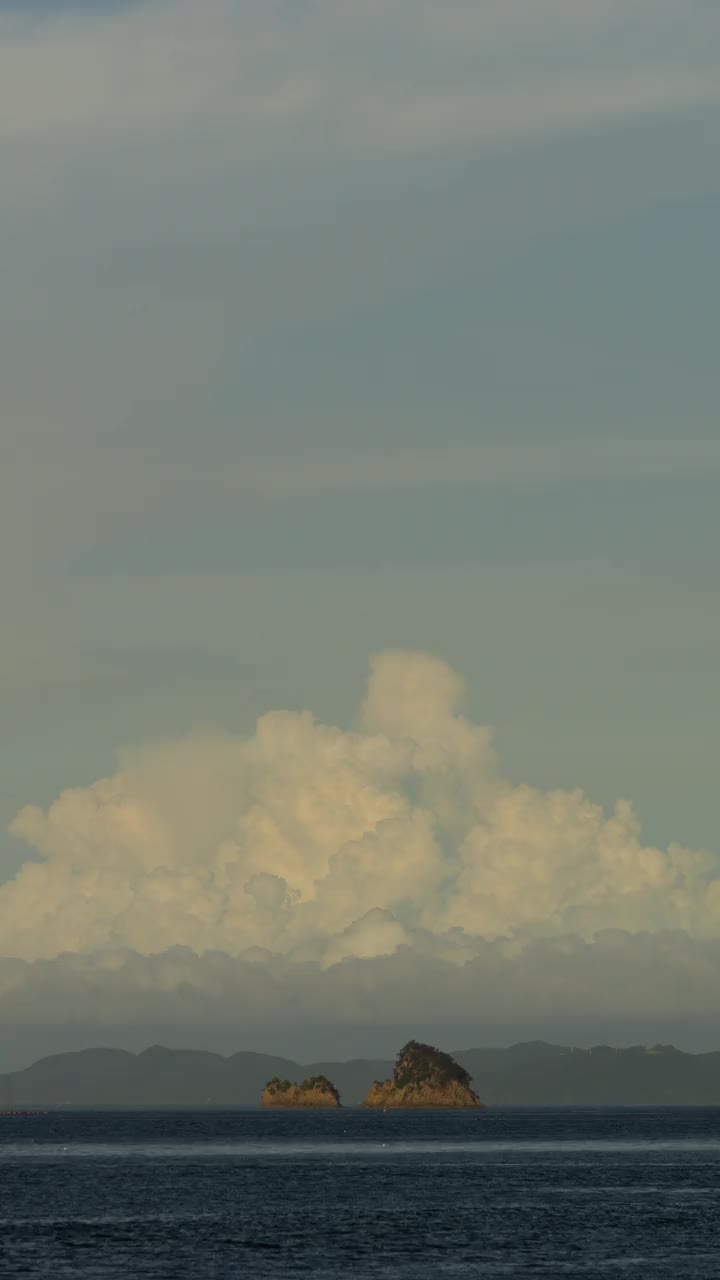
[4,651,719,964]
[1,0,718,146]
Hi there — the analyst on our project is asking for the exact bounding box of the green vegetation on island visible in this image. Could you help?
[262,1073,341,1107]
[362,1040,483,1108]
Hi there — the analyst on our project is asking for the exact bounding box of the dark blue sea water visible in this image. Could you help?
[3,1108,720,1277]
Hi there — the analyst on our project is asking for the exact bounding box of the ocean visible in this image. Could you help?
[2,1107,720,1277]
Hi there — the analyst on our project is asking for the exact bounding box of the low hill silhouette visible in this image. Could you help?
[2,1041,720,1107]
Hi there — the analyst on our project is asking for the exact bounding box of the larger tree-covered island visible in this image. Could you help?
[362,1040,484,1108]
[262,1074,341,1107]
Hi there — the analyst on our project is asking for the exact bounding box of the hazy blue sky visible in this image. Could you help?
[0,0,718,1061]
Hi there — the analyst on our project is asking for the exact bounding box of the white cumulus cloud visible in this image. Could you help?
[3,650,718,965]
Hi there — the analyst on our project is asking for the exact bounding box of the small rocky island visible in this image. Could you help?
[362,1040,484,1108]
[261,1074,341,1107]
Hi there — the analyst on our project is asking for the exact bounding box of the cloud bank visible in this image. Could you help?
[2,931,720,1038]
[6,649,719,964]
[1,649,719,1055]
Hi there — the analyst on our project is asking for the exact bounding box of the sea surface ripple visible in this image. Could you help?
[2,1107,720,1277]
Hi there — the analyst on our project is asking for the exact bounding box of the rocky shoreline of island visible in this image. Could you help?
[261,1041,484,1108]
[262,1074,342,1107]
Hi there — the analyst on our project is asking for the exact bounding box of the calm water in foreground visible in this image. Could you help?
[2,1108,720,1277]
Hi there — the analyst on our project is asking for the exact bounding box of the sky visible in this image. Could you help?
[0,0,719,1069]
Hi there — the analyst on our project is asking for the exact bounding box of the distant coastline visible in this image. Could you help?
[3,1041,720,1108]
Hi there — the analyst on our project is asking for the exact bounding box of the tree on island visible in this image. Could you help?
[264,1076,294,1095]
[300,1075,340,1100]
[262,1074,342,1106]
[364,1040,482,1107]
[392,1040,474,1091]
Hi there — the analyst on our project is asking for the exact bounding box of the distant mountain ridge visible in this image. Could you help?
[2,1041,720,1107]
